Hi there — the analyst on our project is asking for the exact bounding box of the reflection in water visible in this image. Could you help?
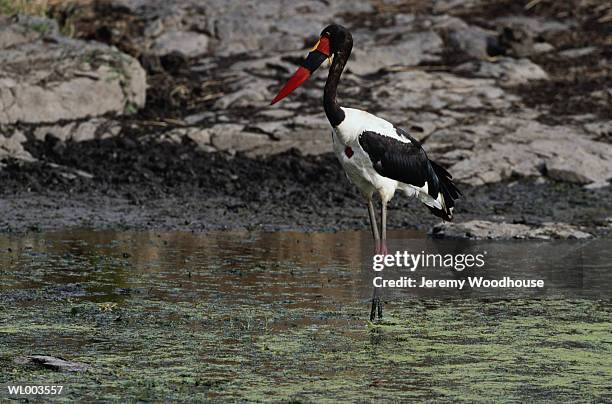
[1,230,610,402]
[0,229,423,306]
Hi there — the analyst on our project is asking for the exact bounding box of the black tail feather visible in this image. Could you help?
[427,161,462,221]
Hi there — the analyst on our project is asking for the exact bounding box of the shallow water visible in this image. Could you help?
[0,230,610,402]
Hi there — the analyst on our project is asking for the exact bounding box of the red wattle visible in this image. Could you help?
[316,36,331,56]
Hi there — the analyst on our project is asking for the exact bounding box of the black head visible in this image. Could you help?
[270,24,352,105]
[320,24,353,55]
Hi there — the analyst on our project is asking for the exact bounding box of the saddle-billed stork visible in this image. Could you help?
[271,24,461,320]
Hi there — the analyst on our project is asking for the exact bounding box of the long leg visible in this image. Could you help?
[371,200,388,320]
[368,197,383,321]
[380,200,388,256]
[367,197,380,247]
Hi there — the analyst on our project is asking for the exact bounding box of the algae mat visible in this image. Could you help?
[0,230,610,402]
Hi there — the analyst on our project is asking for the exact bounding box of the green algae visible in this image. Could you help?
[0,230,610,402]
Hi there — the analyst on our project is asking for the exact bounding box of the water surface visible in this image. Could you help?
[0,230,610,401]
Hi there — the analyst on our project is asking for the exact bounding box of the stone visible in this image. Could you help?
[558,47,597,59]
[545,152,611,185]
[493,16,573,36]
[496,24,537,58]
[447,21,498,59]
[455,58,548,85]
[431,220,592,240]
[372,70,518,113]
[533,43,554,53]
[0,131,34,161]
[169,127,213,148]
[33,119,121,142]
[527,223,593,240]
[583,121,612,138]
[73,0,317,60]
[151,30,209,57]
[201,0,373,56]
[0,17,146,124]
[188,123,271,153]
[15,355,91,372]
[211,131,270,154]
[0,14,58,48]
[433,0,481,13]
[249,121,288,137]
[349,31,443,75]
[256,109,294,120]
[445,119,612,187]
[214,76,274,109]
[245,138,330,158]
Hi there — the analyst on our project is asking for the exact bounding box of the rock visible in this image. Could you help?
[545,146,612,185]
[214,75,274,109]
[189,123,271,154]
[455,58,548,85]
[211,131,270,154]
[431,220,592,239]
[33,119,121,142]
[0,16,146,124]
[106,0,373,57]
[204,0,373,56]
[444,119,612,187]
[493,16,573,36]
[183,111,216,125]
[0,131,34,161]
[249,121,288,137]
[432,220,531,239]
[159,121,332,156]
[527,223,593,240]
[532,43,554,54]
[290,112,328,129]
[496,24,536,58]
[256,108,294,120]
[245,138,330,158]
[349,31,443,75]
[15,355,91,372]
[372,70,518,112]
[433,0,481,13]
[558,47,597,59]
[447,21,499,59]
[583,121,612,138]
[151,30,209,57]
[0,14,58,48]
[162,127,214,150]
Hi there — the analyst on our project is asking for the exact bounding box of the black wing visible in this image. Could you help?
[359,128,438,197]
[359,128,461,220]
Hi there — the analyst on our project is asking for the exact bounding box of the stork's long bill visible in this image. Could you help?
[270,36,331,105]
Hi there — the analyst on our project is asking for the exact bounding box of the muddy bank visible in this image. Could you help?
[1,135,611,236]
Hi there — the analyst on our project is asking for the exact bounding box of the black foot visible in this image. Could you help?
[370,297,383,321]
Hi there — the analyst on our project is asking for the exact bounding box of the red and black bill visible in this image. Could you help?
[270,36,331,105]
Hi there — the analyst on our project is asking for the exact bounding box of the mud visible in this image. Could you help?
[0,230,610,401]
[1,134,611,235]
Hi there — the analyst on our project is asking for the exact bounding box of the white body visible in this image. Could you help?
[331,107,443,209]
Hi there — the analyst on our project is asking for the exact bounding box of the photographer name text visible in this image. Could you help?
[372,251,545,289]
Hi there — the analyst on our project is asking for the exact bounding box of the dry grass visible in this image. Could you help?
[0,0,89,16]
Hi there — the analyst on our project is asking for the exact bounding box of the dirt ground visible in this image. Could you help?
[1,135,611,235]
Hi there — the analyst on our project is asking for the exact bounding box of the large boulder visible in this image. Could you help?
[426,116,612,188]
[0,15,146,124]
